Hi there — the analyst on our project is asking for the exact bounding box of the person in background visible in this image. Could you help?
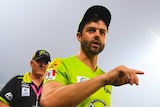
[0,50,51,107]
[40,5,144,107]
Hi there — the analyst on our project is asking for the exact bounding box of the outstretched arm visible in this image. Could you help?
[40,75,106,107]
[104,65,144,86]
[40,65,144,107]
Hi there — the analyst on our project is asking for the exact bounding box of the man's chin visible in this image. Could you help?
[36,70,45,76]
[90,50,101,55]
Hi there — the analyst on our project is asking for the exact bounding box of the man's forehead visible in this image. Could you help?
[84,20,107,30]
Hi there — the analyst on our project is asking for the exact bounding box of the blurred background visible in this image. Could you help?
[0,0,160,107]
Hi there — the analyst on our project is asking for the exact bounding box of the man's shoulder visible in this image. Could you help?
[9,75,24,82]
[48,56,75,69]
[63,56,77,62]
[52,56,75,61]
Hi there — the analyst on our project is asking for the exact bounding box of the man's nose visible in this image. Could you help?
[94,30,101,38]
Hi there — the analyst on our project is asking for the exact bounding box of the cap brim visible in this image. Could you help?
[34,56,51,62]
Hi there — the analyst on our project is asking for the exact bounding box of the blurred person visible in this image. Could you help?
[0,50,51,107]
[40,5,144,107]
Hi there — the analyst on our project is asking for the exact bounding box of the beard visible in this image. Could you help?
[81,39,105,55]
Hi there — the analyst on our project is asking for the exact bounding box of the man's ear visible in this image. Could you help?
[30,60,33,67]
[76,32,82,42]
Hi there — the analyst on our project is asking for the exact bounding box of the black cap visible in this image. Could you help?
[78,5,111,32]
[32,50,51,62]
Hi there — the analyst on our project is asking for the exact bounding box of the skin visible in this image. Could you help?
[40,20,144,107]
[0,103,11,107]
[0,58,49,107]
[30,59,49,86]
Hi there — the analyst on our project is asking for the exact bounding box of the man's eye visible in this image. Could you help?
[100,30,106,35]
[44,62,48,64]
[88,28,95,32]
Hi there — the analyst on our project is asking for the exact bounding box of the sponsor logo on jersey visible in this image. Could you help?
[89,99,107,107]
[22,87,30,96]
[104,86,111,94]
[21,81,30,96]
[77,76,89,82]
[21,81,30,87]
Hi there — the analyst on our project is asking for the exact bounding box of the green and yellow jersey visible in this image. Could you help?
[44,56,112,107]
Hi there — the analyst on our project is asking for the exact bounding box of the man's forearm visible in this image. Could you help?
[40,75,105,107]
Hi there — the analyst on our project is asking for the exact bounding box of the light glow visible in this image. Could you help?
[150,30,160,63]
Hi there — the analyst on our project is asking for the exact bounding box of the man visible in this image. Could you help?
[0,50,51,107]
[40,5,144,107]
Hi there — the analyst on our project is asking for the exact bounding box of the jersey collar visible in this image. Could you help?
[23,72,32,83]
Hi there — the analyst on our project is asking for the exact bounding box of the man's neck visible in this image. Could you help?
[76,51,98,71]
[30,73,44,87]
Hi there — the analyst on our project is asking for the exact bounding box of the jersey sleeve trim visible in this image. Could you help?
[0,96,10,105]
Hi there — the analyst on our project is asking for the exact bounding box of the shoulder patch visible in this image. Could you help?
[4,92,13,101]
[45,70,56,81]
[48,58,61,70]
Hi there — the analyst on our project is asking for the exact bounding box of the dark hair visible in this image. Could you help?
[77,5,111,33]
